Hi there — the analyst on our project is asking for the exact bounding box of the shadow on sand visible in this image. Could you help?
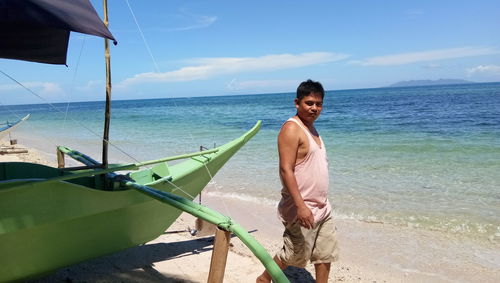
[29,233,216,283]
[283,266,315,283]
[29,229,312,282]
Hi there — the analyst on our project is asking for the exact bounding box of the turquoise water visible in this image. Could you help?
[2,82,499,244]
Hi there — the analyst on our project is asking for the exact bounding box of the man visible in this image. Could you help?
[257,80,338,283]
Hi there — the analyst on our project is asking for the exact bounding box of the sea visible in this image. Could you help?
[2,82,499,246]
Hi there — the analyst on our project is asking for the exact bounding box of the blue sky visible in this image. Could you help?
[1,0,499,105]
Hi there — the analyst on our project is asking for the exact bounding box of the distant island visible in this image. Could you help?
[387,79,475,88]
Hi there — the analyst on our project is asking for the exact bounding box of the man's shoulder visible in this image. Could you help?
[280,119,301,132]
[279,119,305,142]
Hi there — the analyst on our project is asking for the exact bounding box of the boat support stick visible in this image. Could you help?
[6,147,221,191]
[57,146,219,168]
[123,181,290,283]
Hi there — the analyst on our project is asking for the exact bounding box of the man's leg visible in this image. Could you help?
[256,256,287,283]
[311,215,337,282]
[314,262,331,283]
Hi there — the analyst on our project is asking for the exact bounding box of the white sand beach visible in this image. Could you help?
[2,140,499,283]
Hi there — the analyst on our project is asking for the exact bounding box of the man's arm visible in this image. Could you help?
[278,122,314,229]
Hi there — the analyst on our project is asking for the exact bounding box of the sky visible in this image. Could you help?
[1,0,499,105]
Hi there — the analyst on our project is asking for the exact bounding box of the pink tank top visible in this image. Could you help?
[278,118,331,223]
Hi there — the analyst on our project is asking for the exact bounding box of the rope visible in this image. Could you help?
[1,1,236,212]
[123,0,199,147]
[123,0,232,213]
[0,102,23,120]
[0,67,200,200]
[63,36,87,127]
[124,0,160,73]
[0,69,140,164]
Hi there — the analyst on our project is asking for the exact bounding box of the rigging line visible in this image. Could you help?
[1,70,51,104]
[124,0,160,73]
[0,69,141,164]
[123,0,230,202]
[1,71,198,200]
[193,134,231,216]
[124,0,199,146]
[1,69,242,207]
[0,101,23,120]
[63,36,87,126]
[123,0,198,147]
[203,162,232,216]
[2,63,203,198]
[124,0,225,151]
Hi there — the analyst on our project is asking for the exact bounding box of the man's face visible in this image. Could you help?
[295,92,323,123]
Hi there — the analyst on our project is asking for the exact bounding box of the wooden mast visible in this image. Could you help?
[102,0,111,169]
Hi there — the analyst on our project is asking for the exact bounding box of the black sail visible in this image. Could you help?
[0,0,116,65]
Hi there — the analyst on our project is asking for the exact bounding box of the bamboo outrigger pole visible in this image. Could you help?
[102,0,111,169]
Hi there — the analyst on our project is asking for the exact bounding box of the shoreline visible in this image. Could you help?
[3,139,499,282]
[198,192,500,282]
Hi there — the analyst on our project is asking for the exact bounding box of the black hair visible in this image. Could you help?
[296,79,325,101]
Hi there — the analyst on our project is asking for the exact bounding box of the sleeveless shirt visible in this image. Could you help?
[277,117,331,223]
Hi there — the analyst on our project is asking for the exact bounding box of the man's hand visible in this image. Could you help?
[296,205,314,229]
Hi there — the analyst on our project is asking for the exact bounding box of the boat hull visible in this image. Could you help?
[0,122,260,282]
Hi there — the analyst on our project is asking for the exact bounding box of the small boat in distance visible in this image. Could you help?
[0,114,30,141]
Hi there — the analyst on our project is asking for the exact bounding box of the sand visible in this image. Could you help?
[0,140,56,166]
[2,140,499,282]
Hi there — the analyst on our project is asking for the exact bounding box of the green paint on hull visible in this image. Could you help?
[0,121,260,282]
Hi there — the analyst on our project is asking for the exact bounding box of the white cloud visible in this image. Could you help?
[350,47,500,66]
[0,84,21,92]
[76,80,103,92]
[118,52,349,87]
[0,81,63,95]
[169,8,218,31]
[144,9,217,32]
[467,64,500,75]
[169,15,217,31]
[0,81,65,104]
[112,8,217,34]
[39,82,63,95]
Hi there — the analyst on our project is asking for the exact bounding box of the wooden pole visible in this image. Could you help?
[56,148,65,168]
[207,228,231,283]
[102,0,111,169]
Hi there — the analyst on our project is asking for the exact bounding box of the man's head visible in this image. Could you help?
[295,79,325,124]
[296,79,325,101]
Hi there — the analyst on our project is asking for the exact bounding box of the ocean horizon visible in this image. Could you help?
[5,81,499,107]
[2,82,499,246]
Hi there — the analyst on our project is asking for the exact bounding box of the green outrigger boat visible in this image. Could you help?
[0,122,260,282]
[0,1,289,282]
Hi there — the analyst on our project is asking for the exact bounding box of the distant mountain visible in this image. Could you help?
[388,79,475,88]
